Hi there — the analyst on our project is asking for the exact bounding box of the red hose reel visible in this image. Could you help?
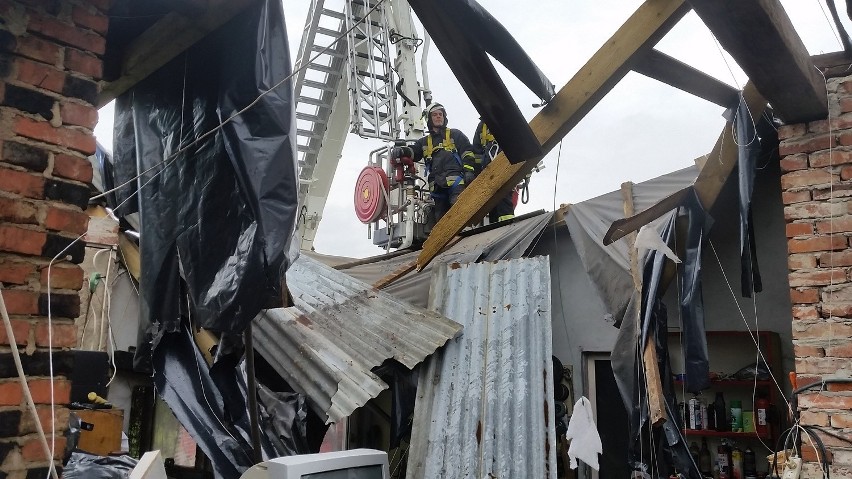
[354,166,390,224]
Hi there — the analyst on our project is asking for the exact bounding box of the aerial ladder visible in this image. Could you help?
[294,0,428,251]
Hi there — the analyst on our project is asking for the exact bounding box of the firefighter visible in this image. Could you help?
[472,120,515,223]
[391,102,477,222]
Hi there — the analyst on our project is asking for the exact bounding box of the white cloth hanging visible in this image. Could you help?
[564,396,603,470]
[635,224,681,264]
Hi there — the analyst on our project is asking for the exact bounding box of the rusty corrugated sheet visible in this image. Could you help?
[253,254,462,424]
[407,256,556,479]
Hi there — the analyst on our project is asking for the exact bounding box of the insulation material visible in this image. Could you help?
[407,257,556,479]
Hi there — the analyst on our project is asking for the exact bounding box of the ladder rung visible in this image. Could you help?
[297,128,325,139]
[317,27,345,38]
[297,96,332,107]
[353,16,383,29]
[356,70,388,82]
[312,45,346,58]
[309,62,341,75]
[361,107,390,119]
[359,88,390,100]
[303,79,339,92]
[355,51,387,62]
[296,112,328,123]
[321,8,346,20]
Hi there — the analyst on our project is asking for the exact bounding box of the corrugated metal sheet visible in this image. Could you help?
[407,257,556,479]
[253,254,462,424]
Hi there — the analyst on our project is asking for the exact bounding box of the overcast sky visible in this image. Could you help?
[94,1,851,259]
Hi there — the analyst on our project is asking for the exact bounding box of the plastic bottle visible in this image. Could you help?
[689,394,702,430]
[730,399,743,432]
[743,446,757,476]
[707,402,717,430]
[714,392,728,431]
[699,437,712,476]
[732,445,744,479]
[755,396,769,436]
[700,396,709,430]
[717,442,731,479]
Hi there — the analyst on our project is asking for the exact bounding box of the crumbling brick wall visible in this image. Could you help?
[780,73,852,472]
[0,0,107,476]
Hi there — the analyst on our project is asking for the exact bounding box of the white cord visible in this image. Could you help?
[0,286,60,479]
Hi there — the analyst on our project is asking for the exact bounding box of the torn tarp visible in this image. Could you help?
[111,0,298,369]
[408,0,554,163]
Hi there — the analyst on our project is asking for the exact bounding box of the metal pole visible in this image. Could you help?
[245,322,262,463]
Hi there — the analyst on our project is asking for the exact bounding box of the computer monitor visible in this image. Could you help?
[267,449,389,479]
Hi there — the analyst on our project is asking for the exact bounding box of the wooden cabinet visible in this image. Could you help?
[76,408,124,456]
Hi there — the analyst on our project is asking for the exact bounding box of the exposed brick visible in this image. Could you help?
[843,166,852,181]
[20,434,65,461]
[823,283,852,303]
[14,34,61,66]
[796,356,852,374]
[0,225,46,256]
[88,0,113,12]
[0,83,55,121]
[0,260,35,285]
[34,321,76,347]
[42,233,85,264]
[821,302,852,318]
[0,167,44,199]
[827,382,852,392]
[0,196,39,224]
[791,287,820,304]
[800,409,830,426]
[778,123,807,140]
[825,343,852,357]
[0,381,23,406]
[14,57,65,94]
[26,378,70,404]
[782,190,812,205]
[0,410,22,438]
[809,119,831,134]
[793,321,852,339]
[787,221,814,237]
[813,183,852,201]
[1,141,49,172]
[0,51,13,78]
[831,113,852,131]
[788,235,847,253]
[0,351,74,378]
[0,319,30,346]
[70,5,109,36]
[793,304,820,320]
[43,179,89,209]
[44,206,88,235]
[801,446,833,464]
[61,74,97,105]
[52,153,92,183]
[781,169,838,189]
[18,406,68,436]
[39,264,82,290]
[58,102,96,129]
[63,48,101,80]
[842,96,852,113]
[13,116,95,154]
[789,253,817,269]
[27,14,105,55]
[780,153,808,171]
[839,130,852,147]
[817,216,852,234]
[785,201,852,220]
[821,250,852,267]
[18,0,61,14]
[810,149,852,168]
[37,292,79,318]
[832,412,852,428]
[780,134,836,155]
[1,289,38,315]
[795,343,826,357]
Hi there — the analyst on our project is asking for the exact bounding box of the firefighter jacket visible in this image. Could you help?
[472,120,497,172]
[412,127,476,189]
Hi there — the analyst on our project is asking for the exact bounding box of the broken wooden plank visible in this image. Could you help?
[622,181,667,427]
[812,51,852,79]
[98,0,259,107]
[688,0,826,123]
[633,49,739,107]
[416,0,691,271]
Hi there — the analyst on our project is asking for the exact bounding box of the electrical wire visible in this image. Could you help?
[0,286,60,479]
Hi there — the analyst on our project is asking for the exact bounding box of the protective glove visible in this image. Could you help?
[391,146,414,159]
[464,170,476,185]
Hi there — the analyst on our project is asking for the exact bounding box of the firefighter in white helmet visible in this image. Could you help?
[391,102,477,221]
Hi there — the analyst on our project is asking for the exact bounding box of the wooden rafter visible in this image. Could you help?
[687,0,827,123]
[415,0,691,271]
[633,49,739,108]
[97,0,259,107]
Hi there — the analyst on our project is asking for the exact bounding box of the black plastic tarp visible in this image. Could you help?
[408,0,555,164]
[611,189,709,478]
[111,0,298,370]
[63,452,139,479]
[733,92,764,298]
[109,0,299,477]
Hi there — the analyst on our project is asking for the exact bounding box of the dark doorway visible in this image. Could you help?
[593,359,630,479]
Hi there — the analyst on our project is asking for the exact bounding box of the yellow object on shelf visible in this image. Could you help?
[742,410,755,432]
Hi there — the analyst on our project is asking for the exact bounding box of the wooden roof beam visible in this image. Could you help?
[687,0,827,123]
[415,0,691,271]
[97,0,259,107]
[633,49,739,107]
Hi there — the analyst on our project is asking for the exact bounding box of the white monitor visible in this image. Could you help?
[266,449,389,479]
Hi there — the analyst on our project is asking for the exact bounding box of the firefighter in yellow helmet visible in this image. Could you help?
[392,103,477,222]
[472,120,515,223]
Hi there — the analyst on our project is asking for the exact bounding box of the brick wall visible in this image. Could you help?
[780,74,852,474]
[0,0,107,476]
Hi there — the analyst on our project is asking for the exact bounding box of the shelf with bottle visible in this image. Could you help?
[683,429,770,439]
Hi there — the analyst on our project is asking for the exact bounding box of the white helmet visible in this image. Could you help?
[425,102,447,129]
